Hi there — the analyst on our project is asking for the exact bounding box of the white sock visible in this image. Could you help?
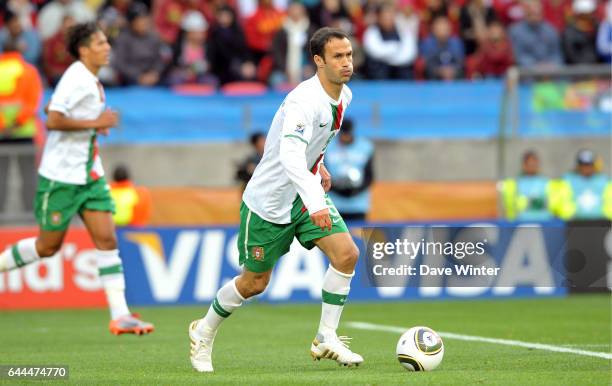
[0,238,40,272]
[96,249,130,320]
[319,265,354,337]
[196,277,245,336]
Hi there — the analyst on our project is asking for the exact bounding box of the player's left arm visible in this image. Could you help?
[279,100,327,213]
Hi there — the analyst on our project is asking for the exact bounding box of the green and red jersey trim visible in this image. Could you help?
[86,133,100,183]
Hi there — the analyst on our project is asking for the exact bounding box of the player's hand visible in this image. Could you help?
[320,164,332,192]
[310,208,332,232]
[97,127,111,136]
[96,109,119,129]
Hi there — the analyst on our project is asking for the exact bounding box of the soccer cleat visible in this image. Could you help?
[109,313,154,336]
[310,333,364,367]
[189,320,215,373]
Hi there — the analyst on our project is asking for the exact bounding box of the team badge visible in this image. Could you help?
[252,247,265,261]
[51,212,62,225]
[295,123,305,134]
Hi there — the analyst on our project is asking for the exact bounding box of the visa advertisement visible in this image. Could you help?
[0,222,569,309]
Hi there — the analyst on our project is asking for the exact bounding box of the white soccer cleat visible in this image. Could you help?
[189,320,216,373]
[310,333,364,367]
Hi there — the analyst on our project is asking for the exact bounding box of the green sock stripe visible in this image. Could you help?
[11,245,26,268]
[212,298,231,318]
[322,290,348,306]
[98,264,123,276]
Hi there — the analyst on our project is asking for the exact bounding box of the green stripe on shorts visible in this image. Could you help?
[11,245,26,268]
[322,290,348,306]
[98,264,123,276]
[212,297,231,318]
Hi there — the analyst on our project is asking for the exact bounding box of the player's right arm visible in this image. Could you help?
[46,109,118,131]
[279,99,331,231]
[46,73,118,132]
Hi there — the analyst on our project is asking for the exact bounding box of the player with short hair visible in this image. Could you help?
[189,27,363,372]
[0,22,154,336]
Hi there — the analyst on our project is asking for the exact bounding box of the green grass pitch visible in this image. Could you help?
[1,295,610,385]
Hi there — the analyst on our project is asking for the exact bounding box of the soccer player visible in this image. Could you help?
[0,22,154,336]
[189,27,362,372]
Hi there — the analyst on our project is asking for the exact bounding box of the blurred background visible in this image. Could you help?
[0,0,610,308]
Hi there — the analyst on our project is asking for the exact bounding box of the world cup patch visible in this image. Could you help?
[252,246,265,261]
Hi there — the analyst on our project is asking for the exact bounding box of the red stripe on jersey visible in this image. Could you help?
[89,137,100,181]
[334,101,343,130]
[310,153,324,175]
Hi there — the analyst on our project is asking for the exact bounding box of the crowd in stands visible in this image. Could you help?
[1,0,611,88]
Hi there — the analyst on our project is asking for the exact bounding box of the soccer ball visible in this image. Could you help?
[396,326,444,371]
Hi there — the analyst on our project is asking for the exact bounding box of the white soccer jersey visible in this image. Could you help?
[39,61,106,185]
[243,75,352,224]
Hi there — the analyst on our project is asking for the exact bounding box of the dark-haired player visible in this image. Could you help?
[0,23,154,336]
[189,27,362,372]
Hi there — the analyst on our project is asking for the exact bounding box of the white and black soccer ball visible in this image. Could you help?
[396,326,444,371]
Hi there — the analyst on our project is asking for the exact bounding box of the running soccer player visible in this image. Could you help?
[0,22,154,336]
[189,27,362,372]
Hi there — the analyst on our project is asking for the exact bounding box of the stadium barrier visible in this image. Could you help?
[145,182,498,225]
[1,220,585,310]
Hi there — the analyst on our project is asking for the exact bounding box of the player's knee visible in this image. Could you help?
[251,276,270,296]
[37,242,62,258]
[334,244,360,272]
[242,275,270,298]
[94,234,118,250]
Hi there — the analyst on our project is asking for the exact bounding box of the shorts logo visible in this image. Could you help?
[295,123,305,135]
[252,247,265,261]
[51,211,62,225]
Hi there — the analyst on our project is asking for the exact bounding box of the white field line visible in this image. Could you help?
[347,321,612,360]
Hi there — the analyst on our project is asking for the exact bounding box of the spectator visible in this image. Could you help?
[471,20,513,78]
[236,131,266,191]
[42,13,76,85]
[97,0,133,42]
[0,39,43,214]
[309,0,350,29]
[562,0,599,64]
[207,5,256,85]
[459,0,498,56]
[200,0,238,22]
[421,15,465,80]
[0,9,40,65]
[237,0,287,18]
[270,1,315,86]
[168,11,217,85]
[361,0,382,28]
[154,0,206,44]
[492,0,524,25]
[500,150,556,221]
[363,2,418,79]
[419,0,461,38]
[110,164,152,226]
[597,0,612,62]
[37,0,94,40]
[113,2,166,86]
[5,0,36,29]
[509,0,563,67]
[557,150,612,220]
[542,0,572,32]
[325,118,374,221]
[244,0,285,63]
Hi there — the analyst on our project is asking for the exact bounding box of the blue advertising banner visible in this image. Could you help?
[118,222,568,306]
